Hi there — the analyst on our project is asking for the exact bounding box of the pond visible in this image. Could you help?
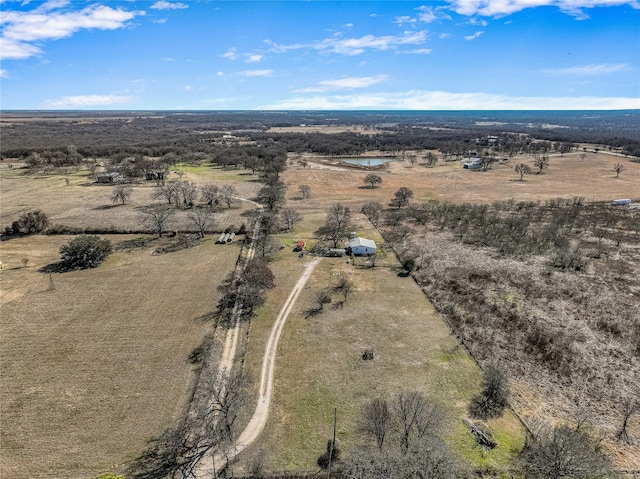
[341,158,391,166]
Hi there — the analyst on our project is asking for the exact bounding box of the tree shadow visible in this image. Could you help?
[92,204,121,210]
[38,262,69,273]
[304,307,323,319]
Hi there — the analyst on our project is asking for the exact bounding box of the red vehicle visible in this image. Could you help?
[294,240,306,252]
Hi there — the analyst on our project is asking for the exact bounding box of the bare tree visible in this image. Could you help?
[362,201,384,227]
[613,162,625,178]
[407,155,418,167]
[425,152,438,167]
[533,154,549,174]
[220,184,237,208]
[394,391,444,453]
[299,184,311,200]
[176,181,198,207]
[360,398,392,451]
[617,396,638,444]
[391,187,414,209]
[111,184,133,204]
[518,425,613,479]
[141,206,175,237]
[515,163,531,181]
[189,208,214,238]
[200,184,221,207]
[153,182,179,205]
[364,173,383,189]
[280,208,302,231]
[316,203,351,248]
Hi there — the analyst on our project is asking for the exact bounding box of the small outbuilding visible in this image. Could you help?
[612,199,632,206]
[345,237,377,256]
[294,240,306,252]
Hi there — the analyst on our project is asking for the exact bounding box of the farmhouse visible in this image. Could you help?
[345,237,377,256]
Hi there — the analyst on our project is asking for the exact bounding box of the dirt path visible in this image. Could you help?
[195,257,321,476]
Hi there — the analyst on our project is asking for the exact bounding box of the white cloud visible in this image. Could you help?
[448,0,640,18]
[216,71,224,76]
[0,69,7,78]
[408,48,433,54]
[0,3,144,60]
[259,89,640,110]
[266,31,428,56]
[393,15,417,25]
[544,63,630,75]
[43,94,133,108]
[184,85,193,91]
[464,31,485,40]
[416,5,452,22]
[238,69,273,77]
[293,75,388,93]
[150,1,188,10]
[222,48,238,60]
[246,54,263,63]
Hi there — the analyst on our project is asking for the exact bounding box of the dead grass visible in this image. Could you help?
[0,235,240,479]
[237,248,525,472]
[283,151,639,212]
[0,164,261,232]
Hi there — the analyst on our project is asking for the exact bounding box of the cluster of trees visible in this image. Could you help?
[2,210,49,237]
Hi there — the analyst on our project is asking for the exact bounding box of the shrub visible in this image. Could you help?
[59,235,113,270]
[8,210,49,235]
[469,364,509,419]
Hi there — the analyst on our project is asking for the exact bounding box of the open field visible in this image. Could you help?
[238,249,525,472]
[0,235,240,479]
[283,150,639,211]
[1,138,639,476]
[0,163,261,233]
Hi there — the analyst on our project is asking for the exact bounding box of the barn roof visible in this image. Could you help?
[346,237,377,249]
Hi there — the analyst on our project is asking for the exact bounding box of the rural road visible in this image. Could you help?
[194,257,321,477]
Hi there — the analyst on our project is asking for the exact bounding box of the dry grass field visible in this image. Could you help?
[0,234,240,479]
[283,150,639,211]
[0,163,260,233]
[1,145,638,477]
[238,248,525,473]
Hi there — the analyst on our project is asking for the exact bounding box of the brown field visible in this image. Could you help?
[0,164,260,233]
[238,250,525,472]
[0,235,240,479]
[284,150,639,210]
[1,147,639,476]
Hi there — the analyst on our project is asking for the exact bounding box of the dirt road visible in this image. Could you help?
[194,257,321,477]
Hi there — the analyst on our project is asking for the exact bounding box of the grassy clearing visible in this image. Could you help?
[238,250,525,472]
[0,235,240,479]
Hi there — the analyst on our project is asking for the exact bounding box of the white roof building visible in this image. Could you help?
[345,237,377,256]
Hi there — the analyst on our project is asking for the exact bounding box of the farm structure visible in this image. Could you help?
[216,232,236,244]
[345,237,377,256]
[462,157,482,170]
[294,241,306,252]
[96,172,122,183]
[612,198,632,206]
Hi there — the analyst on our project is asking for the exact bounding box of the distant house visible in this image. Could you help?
[345,237,377,256]
[462,158,482,170]
[612,199,632,206]
[96,172,122,184]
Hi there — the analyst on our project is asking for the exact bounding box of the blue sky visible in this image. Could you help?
[1,0,639,110]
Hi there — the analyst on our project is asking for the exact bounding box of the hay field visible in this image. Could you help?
[0,164,260,232]
[283,150,639,212]
[0,235,240,479]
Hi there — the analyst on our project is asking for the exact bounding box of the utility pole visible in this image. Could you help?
[326,407,337,478]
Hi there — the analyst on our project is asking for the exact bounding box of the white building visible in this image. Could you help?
[345,237,377,256]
